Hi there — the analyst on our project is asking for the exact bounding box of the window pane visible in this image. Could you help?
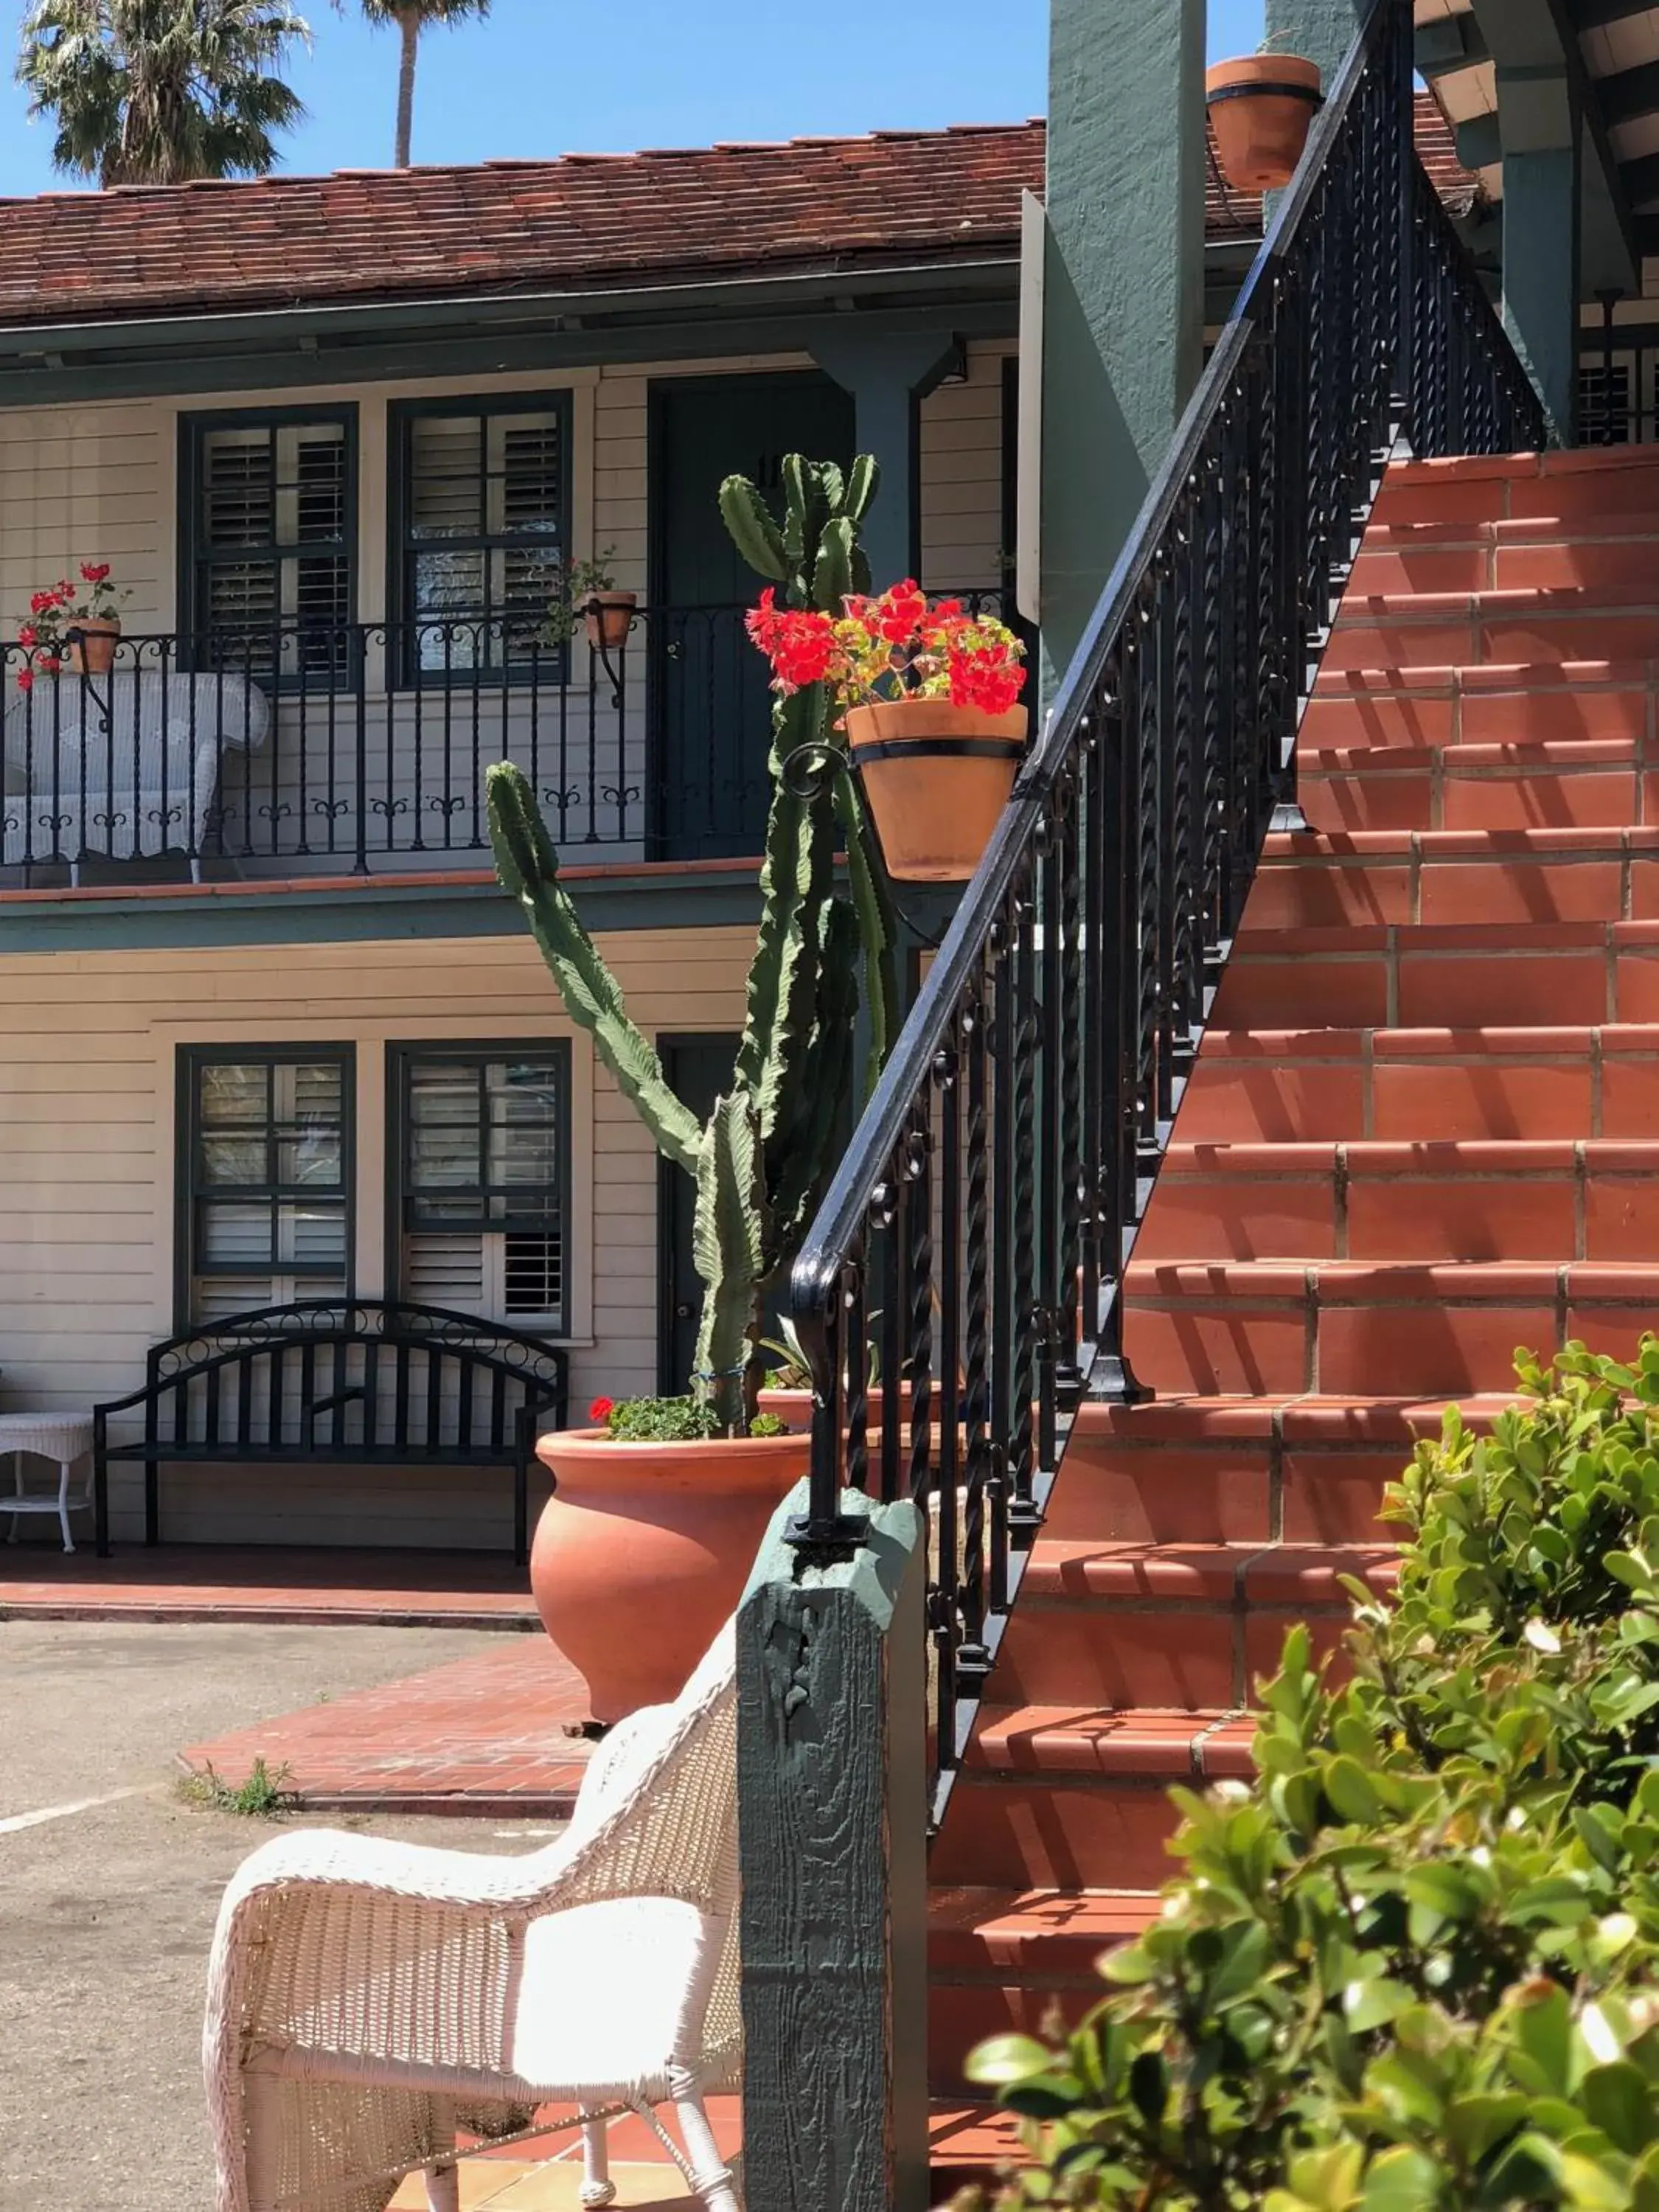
[201,1200,274,1267]
[200,1063,268,1126]
[275,424,348,549]
[409,417,483,539]
[201,430,274,551]
[504,1230,562,1319]
[490,414,563,538]
[189,1053,351,1324]
[200,1134,268,1188]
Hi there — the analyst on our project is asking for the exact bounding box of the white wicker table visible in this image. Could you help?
[0,1412,96,1553]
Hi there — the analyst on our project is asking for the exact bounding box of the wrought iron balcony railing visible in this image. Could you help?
[0,597,1002,881]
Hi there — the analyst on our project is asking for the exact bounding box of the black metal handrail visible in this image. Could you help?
[785,0,1546,1824]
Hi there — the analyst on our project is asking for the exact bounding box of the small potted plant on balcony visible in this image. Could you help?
[747,579,1029,882]
[540,549,636,655]
[1206,32,1322,193]
[487,453,901,1726]
[15,563,129,685]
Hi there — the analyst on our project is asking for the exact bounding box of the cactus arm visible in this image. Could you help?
[691,1091,770,1433]
[733,686,837,1140]
[766,900,860,1253]
[833,768,902,1103]
[810,516,856,616]
[717,473,789,583]
[486,764,703,1175]
[841,453,880,525]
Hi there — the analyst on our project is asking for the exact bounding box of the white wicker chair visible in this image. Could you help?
[204,1621,742,2212]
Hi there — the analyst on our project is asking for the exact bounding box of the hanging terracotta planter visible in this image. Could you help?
[845,698,1029,883]
[68,617,121,675]
[582,591,637,653]
[1206,54,1322,193]
[531,1427,809,1723]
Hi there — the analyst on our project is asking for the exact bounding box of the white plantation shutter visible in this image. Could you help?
[187,1053,350,1324]
[397,1048,568,1330]
[406,1231,488,1312]
[191,417,352,675]
[400,403,566,672]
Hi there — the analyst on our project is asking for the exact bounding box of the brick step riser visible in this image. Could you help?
[1178,1050,1659,1144]
[934,1779,1197,1894]
[1043,1441,1408,1548]
[1212,947,1659,1030]
[1373,467,1659,531]
[1245,855,1659,931]
[1326,619,1659,672]
[1302,765,1652,835]
[1350,544,1659,597]
[928,1981,1106,2099]
[1302,689,1653,755]
[1138,1163,1659,1264]
[992,1596,1349,1711]
[1121,1288,1645,1399]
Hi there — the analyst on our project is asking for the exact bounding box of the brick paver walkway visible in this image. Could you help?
[181,1638,595,1813]
[0,1543,538,1629]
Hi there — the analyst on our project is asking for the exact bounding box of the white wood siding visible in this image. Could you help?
[919,340,1014,597]
[0,925,752,1548]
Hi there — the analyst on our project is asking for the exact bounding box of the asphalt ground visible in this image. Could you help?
[0,1619,564,2212]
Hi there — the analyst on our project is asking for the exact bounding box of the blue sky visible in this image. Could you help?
[0,0,1267,198]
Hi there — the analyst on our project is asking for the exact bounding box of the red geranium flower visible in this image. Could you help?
[80,562,111,585]
[39,655,61,675]
[16,625,36,649]
[29,590,56,616]
[15,668,33,692]
[588,1395,616,1424]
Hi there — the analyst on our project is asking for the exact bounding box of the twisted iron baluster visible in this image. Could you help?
[957,973,992,1680]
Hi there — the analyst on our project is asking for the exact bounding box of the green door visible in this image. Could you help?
[650,372,855,860]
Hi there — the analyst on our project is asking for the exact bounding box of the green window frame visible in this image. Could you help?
[175,1046,355,1328]
[388,392,572,684]
[388,1042,572,1333]
[178,406,359,685]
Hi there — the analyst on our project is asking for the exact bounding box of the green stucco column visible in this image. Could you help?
[1500,131,1582,446]
[1265,0,1363,88]
[812,330,962,588]
[1040,0,1206,684]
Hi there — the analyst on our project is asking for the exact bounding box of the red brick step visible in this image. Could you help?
[1301,739,1652,835]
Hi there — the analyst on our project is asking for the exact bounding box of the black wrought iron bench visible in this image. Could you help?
[91,1299,569,1564]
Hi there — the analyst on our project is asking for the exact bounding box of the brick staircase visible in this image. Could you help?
[925,442,1659,2171]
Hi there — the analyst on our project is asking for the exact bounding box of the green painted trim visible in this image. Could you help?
[0,292,1018,411]
[175,1040,357,1330]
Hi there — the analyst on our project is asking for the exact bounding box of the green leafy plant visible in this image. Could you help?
[539,549,625,648]
[586,1393,786,1443]
[489,453,900,1438]
[959,1338,1659,2211]
[178,1753,296,1818]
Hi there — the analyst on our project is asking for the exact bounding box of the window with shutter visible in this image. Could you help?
[181,1048,354,1326]
[392,396,569,681]
[182,410,357,684]
[392,1044,569,1332]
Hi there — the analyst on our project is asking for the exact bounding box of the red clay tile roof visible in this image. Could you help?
[0,97,1478,332]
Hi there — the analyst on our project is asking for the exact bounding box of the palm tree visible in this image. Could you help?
[18,0,312,187]
[353,0,490,168]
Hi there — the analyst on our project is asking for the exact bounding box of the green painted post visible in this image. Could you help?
[1502,139,1583,445]
[1265,0,1363,87]
[813,330,964,588]
[737,1482,929,2212]
[1040,0,1207,684]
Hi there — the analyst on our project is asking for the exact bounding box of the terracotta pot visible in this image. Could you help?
[532,1426,809,1722]
[583,592,637,653]
[1206,54,1322,192]
[68,616,120,675]
[757,1385,889,1434]
[845,698,1029,883]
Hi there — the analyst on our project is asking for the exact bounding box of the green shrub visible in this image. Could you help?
[959,1340,1659,2211]
[599,1394,787,1443]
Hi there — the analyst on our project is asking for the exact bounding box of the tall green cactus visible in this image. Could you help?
[487,452,899,1434]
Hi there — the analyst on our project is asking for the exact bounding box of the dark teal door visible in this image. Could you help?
[651,372,855,860]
